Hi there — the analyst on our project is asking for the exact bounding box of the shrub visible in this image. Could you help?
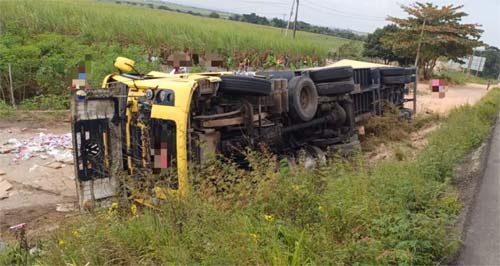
[20,95,69,110]
[0,100,14,117]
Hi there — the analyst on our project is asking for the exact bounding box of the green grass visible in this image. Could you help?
[434,71,492,85]
[0,0,358,60]
[2,88,499,265]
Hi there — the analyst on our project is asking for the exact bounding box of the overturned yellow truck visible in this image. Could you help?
[71,57,416,207]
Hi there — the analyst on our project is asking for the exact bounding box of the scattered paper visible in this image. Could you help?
[3,133,73,164]
[56,203,76,212]
[0,178,13,200]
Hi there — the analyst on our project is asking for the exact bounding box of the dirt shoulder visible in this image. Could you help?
[405,82,493,115]
[0,114,77,241]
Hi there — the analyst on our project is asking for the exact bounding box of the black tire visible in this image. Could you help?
[308,66,353,83]
[382,75,411,84]
[255,71,297,80]
[406,68,417,75]
[316,80,355,95]
[288,76,318,122]
[380,67,414,76]
[219,75,272,96]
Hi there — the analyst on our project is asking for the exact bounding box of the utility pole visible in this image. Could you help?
[292,0,299,39]
[285,0,295,36]
[281,13,286,33]
[413,17,426,116]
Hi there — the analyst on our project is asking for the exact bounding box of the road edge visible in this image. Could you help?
[445,114,499,265]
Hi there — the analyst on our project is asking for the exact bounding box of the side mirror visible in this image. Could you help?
[114,57,135,73]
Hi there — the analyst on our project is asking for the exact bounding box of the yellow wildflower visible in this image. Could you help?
[58,239,65,247]
[108,202,119,215]
[292,185,300,191]
[131,204,138,216]
[264,214,274,222]
[250,233,258,243]
[72,229,80,238]
[318,205,324,212]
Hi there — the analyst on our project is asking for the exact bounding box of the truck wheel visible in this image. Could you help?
[380,67,412,76]
[316,79,355,95]
[382,75,411,84]
[219,75,272,96]
[255,71,297,80]
[288,75,318,122]
[406,68,417,75]
[308,66,353,83]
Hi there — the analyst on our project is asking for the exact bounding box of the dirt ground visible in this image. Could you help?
[405,82,495,114]
[0,117,77,242]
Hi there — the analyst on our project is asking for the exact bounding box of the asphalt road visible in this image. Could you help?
[456,116,500,266]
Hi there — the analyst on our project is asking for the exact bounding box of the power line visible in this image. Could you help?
[293,0,299,38]
[240,0,289,6]
[302,2,386,22]
[285,0,295,36]
[302,0,386,20]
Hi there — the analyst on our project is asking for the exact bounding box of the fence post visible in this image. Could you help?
[8,63,16,109]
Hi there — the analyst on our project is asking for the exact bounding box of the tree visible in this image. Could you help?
[481,46,500,79]
[382,2,483,79]
[363,25,411,64]
[209,12,220,19]
[157,5,171,11]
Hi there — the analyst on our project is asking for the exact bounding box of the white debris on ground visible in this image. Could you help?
[0,177,13,199]
[1,133,73,164]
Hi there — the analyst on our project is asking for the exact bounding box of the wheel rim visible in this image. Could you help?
[300,86,312,110]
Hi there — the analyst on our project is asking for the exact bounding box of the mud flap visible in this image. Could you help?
[71,88,125,208]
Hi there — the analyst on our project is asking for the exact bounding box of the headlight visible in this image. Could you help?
[155,89,175,106]
[145,89,154,100]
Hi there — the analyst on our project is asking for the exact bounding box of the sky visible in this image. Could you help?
[164,0,500,47]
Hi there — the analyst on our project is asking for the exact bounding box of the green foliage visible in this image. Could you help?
[332,42,363,60]
[189,65,204,73]
[480,46,500,79]
[0,100,14,117]
[230,12,366,42]
[0,245,37,266]
[0,0,358,106]
[418,88,500,182]
[0,33,158,103]
[4,89,499,265]
[208,11,220,19]
[0,0,356,61]
[363,25,413,65]
[19,95,69,110]
[434,70,491,85]
[382,3,483,79]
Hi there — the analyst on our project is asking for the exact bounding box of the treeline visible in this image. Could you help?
[229,13,366,41]
[113,1,366,42]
